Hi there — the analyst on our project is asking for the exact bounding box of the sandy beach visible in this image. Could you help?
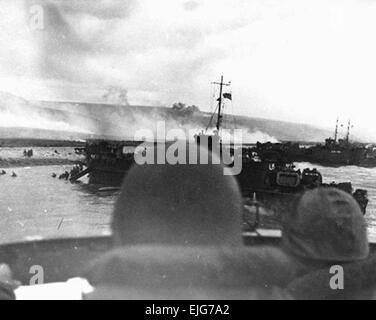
[0,146,85,168]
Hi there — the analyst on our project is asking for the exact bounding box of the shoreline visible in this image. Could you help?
[0,138,86,148]
[0,158,80,168]
[0,146,85,168]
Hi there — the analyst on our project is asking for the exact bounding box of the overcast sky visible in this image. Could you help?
[1,0,376,139]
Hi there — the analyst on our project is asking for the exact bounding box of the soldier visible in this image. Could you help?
[281,188,373,299]
[83,147,292,299]
[0,264,18,300]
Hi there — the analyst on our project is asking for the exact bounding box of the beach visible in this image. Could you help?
[0,146,84,168]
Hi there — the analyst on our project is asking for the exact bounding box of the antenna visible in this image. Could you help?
[212,75,231,131]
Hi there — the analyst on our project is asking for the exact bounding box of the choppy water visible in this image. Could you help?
[0,165,116,244]
[1,162,376,244]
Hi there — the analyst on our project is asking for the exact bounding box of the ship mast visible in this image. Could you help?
[334,118,339,142]
[212,75,230,131]
[345,120,353,143]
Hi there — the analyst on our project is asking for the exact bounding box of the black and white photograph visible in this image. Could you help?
[0,0,376,303]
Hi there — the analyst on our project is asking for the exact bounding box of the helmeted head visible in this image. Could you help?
[282,187,369,262]
[111,146,243,247]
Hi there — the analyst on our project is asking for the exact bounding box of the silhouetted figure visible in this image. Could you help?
[11,172,17,177]
[281,188,373,299]
[69,165,80,179]
[58,171,69,180]
[84,146,295,299]
[0,264,16,300]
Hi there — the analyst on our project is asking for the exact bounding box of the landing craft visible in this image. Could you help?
[192,76,368,216]
[253,119,376,167]
[2,224,376,299]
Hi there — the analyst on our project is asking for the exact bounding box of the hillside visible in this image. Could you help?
[0,91,336,143]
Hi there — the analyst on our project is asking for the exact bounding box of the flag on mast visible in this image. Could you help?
[223,93,232,100]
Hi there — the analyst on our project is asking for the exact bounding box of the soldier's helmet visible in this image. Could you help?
[282,187,369,262]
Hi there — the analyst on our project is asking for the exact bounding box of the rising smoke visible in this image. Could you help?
[0,91,279,143]
[0,91,94,135]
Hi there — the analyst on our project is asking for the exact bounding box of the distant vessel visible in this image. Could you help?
[253,119,376,167]
[303,119,366,166]
[73,139,138,185]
